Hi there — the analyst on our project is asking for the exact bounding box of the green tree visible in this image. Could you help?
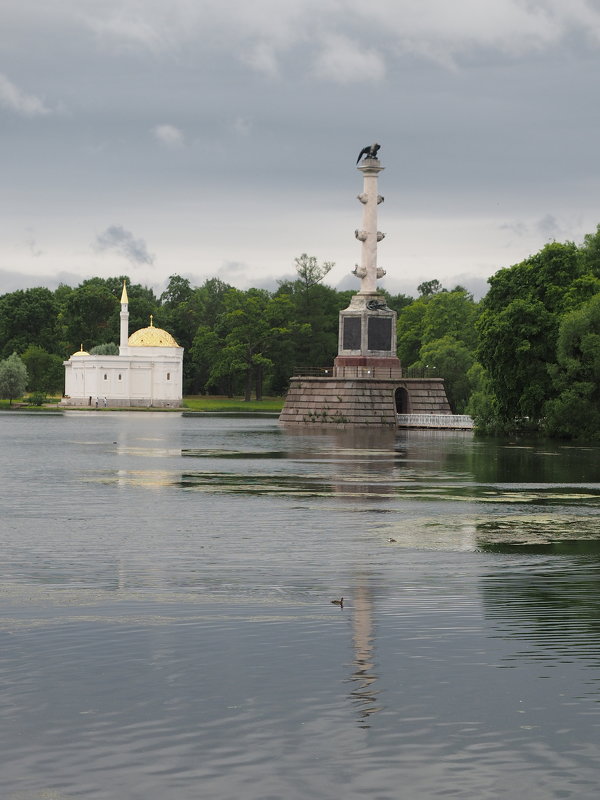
[578,224,600,279]
[563,274,600,311]
[208,288,303,400]
[294,253,334,292]
[189,326,226,395]
[21,345,64,394]
[0,287,61,358]
[275,280,340,369]
[0,353,28,405]
[160,274,194,308]
[484,242,581,316]
[273,254,340,387]
[465,362,497,426]
[476,241,587,428]
[421,288,479,349]
[62,277,159,352]
[543,294,600,439]
[89,343,119,355]
[396,298,429,366]
[413,336,475,413]
[62,280,118,351]
[165,277,233,393]
[478,298,556,422]
[417,279,443,297]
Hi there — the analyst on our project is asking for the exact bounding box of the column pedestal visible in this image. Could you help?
[334,293,401,378]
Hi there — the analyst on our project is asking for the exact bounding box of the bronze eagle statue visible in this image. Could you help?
[356,142,381,164]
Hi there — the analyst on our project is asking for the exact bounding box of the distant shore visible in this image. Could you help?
[1,395,285,414]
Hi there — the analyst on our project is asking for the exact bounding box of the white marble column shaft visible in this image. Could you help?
[355,159,385,295]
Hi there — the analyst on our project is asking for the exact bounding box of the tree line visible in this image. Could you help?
[1,231,599,438]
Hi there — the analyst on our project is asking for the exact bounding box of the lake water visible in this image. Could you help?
[1,410,600,800]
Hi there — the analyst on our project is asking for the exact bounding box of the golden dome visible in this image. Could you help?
[72,345,90,357]
[128,316,179,347]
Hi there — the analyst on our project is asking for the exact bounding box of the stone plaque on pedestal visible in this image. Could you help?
[368,317,392,351]
[334,294,401,378]
[342,317,362,350]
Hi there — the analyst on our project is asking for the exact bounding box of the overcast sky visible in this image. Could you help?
[2,0,600,299]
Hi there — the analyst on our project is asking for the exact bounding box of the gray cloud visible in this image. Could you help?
[3,0,600,295]
[312,34,386,83]
[217,261,247,280]
[93,225,155,266]
[153,123,184,148]
[499,220,529,237]
[536,213,561,237]
[231,116,253,137]
[500,214,571,242]
[73,0,600,71]
[24,228,43,258]
[0,268,84,294]
[0,73,51,116]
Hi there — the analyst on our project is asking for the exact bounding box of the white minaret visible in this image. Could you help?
[353,154,386,295]
[119,280,129,355]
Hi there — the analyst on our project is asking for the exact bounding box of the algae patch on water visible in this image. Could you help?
[380,513,600,552]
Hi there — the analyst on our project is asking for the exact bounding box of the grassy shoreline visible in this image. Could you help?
[1,395,285,413]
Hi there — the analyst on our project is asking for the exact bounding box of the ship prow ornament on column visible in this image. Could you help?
[279,145,453,428]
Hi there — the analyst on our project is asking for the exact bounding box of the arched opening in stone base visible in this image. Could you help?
[395,387,410,413]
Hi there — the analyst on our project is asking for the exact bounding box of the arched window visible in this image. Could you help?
[104,374,108,381]
[166,372,171,381]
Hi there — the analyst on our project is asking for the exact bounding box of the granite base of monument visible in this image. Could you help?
[279,375,452,427]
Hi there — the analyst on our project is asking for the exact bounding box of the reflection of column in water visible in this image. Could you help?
[348,583,381,727]
[330,429,398,499]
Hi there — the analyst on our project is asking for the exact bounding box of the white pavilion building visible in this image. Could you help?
[62,283,183,407]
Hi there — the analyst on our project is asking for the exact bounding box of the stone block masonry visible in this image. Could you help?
[279,377,452,427]
[396,379,452,415]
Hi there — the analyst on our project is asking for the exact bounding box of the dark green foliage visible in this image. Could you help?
[29,391,47,406]
[578,224,600,279]
[477,298,556,420]
[417,279,443,297]
[21,345,64,394]
[61,277,159,353]
[483,242,580,316]
[422,288,479,349]
[205,287,306,401]
[62,279,119,351]
[0,288,61,358]
[543,295,600,438]
[477,239,600,437]
[271,255,343,392]
[396,283,481,413]
[163,277,233,393]
[413,336,475,413]
[397,298,429,366]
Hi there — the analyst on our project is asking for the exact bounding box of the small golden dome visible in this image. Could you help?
[72,345,90,357]
[128,316,179,347]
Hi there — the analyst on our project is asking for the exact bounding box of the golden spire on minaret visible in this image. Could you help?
[120,280,128,304]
